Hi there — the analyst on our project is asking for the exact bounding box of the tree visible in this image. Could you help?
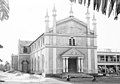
[69,0,120,20]
[0,0,9,21]
[0,44,3,48]
[4,61,10,71]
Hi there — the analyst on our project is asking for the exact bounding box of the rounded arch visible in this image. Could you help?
[21,60,29,73]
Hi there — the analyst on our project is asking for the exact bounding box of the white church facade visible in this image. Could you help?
[17,6,98,75]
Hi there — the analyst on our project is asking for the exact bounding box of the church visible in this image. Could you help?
[16,6,98,75]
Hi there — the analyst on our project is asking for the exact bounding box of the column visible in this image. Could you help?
[66,57,69,72]
[105,65,107,73]
[78,57,81,72]
[108,56,111,62]
[63,57,66,72]
[116,55,117,62]
[104,55,106,62]
[115,65,118,73]
[81,58,83,72]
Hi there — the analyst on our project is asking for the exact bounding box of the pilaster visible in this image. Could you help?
[94,49,98,73]
[87,37,91,73]
[45,48,49,74]
[53,48,56,74]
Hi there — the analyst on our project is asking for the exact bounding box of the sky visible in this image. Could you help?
[0,0,120,63]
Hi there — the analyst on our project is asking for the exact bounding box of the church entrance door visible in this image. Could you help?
[68,58,77,73]
[22,60,29,73]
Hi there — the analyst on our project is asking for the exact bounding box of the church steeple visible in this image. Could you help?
[45,9,49,33]
[70,4,73,17]
[52,5,57,33]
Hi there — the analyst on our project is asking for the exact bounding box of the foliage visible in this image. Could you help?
[0,0,9,21]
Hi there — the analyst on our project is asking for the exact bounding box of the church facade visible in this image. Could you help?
[17,7,98,75]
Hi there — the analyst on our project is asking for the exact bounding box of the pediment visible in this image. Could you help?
[62,48,85,57]
[56,17,87,35]
[56,17,87,27]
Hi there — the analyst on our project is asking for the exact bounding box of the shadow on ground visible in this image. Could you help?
[56,77,120,84]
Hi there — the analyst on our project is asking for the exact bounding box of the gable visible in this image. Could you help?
[56,17,87,26]
[56,17,87,35]
[62,48,85,57]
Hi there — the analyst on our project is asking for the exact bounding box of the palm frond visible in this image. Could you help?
[0,0,9,21]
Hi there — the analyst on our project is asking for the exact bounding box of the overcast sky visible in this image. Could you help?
[0,0,120,63]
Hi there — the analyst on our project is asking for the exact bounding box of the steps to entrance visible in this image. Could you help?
[62,72,93,78]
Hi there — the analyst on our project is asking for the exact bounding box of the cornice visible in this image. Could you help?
[44,33,97,38]
[45,45,97,49]
[19,54,30,56]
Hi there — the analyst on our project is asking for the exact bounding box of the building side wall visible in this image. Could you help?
[48,48,53,73]
[30,48,45,74]
[11,56,18,70]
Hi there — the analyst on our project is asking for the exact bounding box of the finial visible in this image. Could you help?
[70,3,73,17]
[45,9,49,22]
[92,12,96,23]
[18,38,20,42]
[92,12,97,35]
[93,13,96,20]
[45,9,49,17]
[86,8,90,15]
[86,8,90,20]
[52,4,56,16]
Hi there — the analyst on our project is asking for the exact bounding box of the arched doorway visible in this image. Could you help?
[22,60,29,73]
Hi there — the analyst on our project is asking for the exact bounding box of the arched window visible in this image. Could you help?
[69,37,75,46]
[23,46,28,53]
